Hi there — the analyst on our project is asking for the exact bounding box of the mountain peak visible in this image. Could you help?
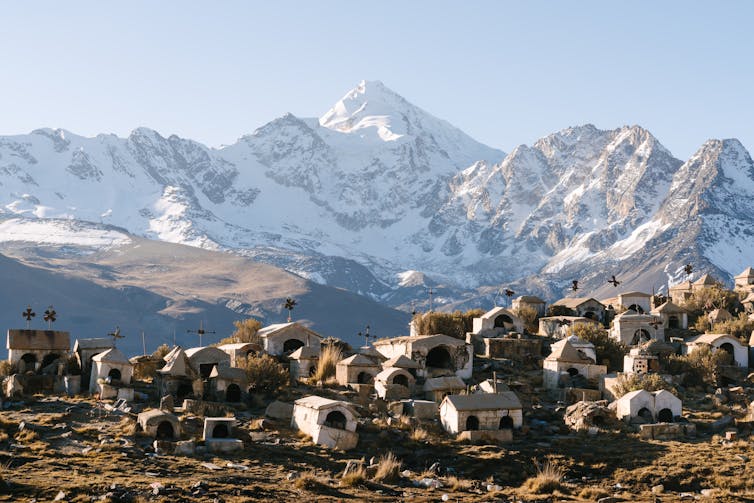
[318,80,415,140]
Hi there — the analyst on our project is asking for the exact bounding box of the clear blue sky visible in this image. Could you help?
[1,1,752,160]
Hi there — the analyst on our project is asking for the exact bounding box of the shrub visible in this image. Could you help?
[218,318,262,345]
[310,345,341,383]
[569,323,627,372]
[0,361,16,377]
[547,305,575,317]
[373,452,402,483]
[683,285,740,316]
[612,373,675,398]
[245,355,289,395]
[516,306,539,334]
[411,309,484,339]
[151,344,171,360]
[666,345,730,386]
[711,313,754,341]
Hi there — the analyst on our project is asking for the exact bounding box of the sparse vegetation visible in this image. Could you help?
[411,309,484,339]
[711,312,754,341]
[409,427,429,442]
[151,343,171,360]
[547,305,575,317]
[520,457,567,495]
[310,345,341,383]
[0,361,16,377]
[612,372,675,398]
[569,323,626,371]
[683,285,740,317]
[515,306,539,333]
[340,464,367,487]
[244,354,289,395]
[218,318,262,345]
[373,452,402,483]
[666,345,731,386]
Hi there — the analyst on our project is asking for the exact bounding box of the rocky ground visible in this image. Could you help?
[4,363,754,502]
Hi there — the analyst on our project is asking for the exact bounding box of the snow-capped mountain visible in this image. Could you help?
[1,80,753,308]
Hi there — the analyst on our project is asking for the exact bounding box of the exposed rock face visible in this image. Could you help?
[563,400,621,431]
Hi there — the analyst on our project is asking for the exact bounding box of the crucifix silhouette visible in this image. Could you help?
[187,321,215,347]
[108,326,124,347]
[22,306,35,329]
[43,306,57,329]
[358,325,376,347]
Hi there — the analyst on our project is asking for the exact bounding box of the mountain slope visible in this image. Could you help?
[0,219,410,357]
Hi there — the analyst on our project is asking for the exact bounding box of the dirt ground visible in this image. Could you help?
[3,382,754,502]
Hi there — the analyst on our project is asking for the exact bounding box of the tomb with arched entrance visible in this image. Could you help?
[203,417,243,453]
[89,347,134,399]
[208,365,247,402]
[616,389,682,424]
[686,334,748,368]
[138,409,181,440]
[7,328,71,375]
[374,366,416,400]
[256,322,323,356]
[335,353,380,389]
[439,392,522,443]
[611,311,664,346]
[291,396,359,450]
[373,334,474,380]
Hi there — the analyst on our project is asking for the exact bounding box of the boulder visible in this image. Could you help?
[265,401,293,421]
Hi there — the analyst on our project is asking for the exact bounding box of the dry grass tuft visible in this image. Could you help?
[293,471,329,492]
[578,486,609,499]
[445,475,473,492]
[117,417,137,436]
[340,464,367,487]
[373,452,402,483]
[310,345,342,383]
[410,427,429,442]
[520,457,567,495]
[14,429,39,443]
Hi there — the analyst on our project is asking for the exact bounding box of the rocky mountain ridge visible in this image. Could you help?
[0,80,753,309]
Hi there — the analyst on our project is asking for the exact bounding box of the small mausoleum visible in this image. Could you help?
[256,322,323,355]
[291,396,359,450]
[440,392,523,435]
[7,329,70,373]
[611,310,664,346]
[335,354,380,386]
[616,389,682,423]
[89,347,134,399]
[374,367,415,400]
[373,334,473,379]
[137,409,181,439]
[289,346,320,382]
[651,301,689,330]
[543,338,607,389]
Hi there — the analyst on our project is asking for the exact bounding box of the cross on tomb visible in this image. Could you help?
[21,305,35,329]
[187,320,215,347]
[108,326,124,347]
[43,306,57,329]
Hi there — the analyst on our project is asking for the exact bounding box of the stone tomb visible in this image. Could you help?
[203,417,243,453]
[291,396,359,450]
[138,409,181,440]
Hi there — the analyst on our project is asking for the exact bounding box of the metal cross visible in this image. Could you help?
[22,306,35,329]
[43,306,57,329]
[108,326,124,346]
[284,297,298,322]
[358,325,376,347]
[187,320,215,347]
